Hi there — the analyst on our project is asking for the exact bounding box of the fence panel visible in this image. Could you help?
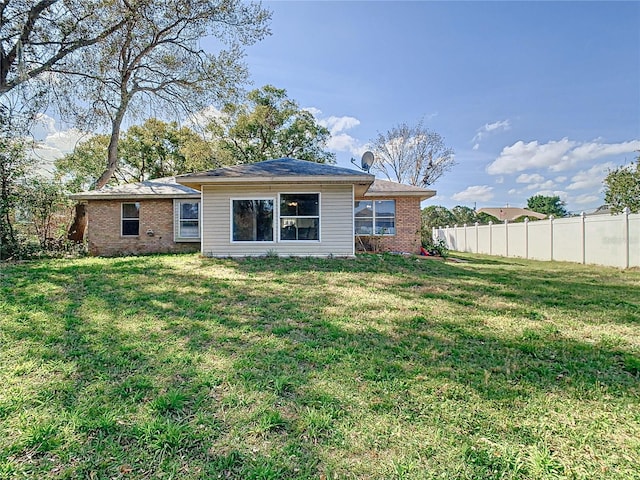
[508,222,527,258]
[527,219,552,261]
[630,215,640,267]
[584,215,627,268]
[434,211,639,268]
[553,216,583,264]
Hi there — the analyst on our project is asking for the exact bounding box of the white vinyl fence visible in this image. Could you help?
[433,208,639,269]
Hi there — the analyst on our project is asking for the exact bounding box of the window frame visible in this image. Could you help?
[174,199,201,242]
[278,192,321,242]
[354,199,396,236]
[230,197,276,243]
[121,202,140,237]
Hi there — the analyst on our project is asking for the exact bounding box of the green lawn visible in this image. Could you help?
[1,253,639,479]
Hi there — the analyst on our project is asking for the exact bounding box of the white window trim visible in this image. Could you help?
[121,202,140,237]
[230,197,276,243]
[277,192,321,243]
[354,199,396,236]
[174,199,201,242]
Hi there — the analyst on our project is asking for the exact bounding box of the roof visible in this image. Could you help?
[176,158,375,196]
[587,204,611,216]
[477,207,547,221]
[364,179,436,200]
[69,177,200,200]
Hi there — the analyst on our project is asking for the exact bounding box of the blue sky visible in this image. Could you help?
[238,0,640,213]
[33,1,639,213]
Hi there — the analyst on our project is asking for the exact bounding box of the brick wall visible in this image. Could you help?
[86,199,200,256]
[355,197,422,254]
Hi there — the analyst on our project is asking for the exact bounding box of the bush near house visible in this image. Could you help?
[1,253,638,479]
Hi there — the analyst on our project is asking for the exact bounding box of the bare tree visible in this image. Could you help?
[370,121,455,187]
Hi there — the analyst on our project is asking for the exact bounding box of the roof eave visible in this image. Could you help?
[69,193,200,201]
[363,191,436,200]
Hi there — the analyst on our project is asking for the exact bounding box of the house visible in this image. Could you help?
[476,207,546,222]
[71,158,435,257]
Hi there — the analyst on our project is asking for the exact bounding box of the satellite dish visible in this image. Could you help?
[361,151,374,172]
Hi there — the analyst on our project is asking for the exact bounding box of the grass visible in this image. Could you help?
[0,252,638,479]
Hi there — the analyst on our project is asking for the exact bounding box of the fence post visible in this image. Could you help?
[475,222,479,253]
[580,211,586,265]
[504,219,509,257]
[463,224,467,252]
[549,215,554,261]
[524,217,529,259]
[624,207,630,269]
[454,224,458,251]
[488,221,493,255]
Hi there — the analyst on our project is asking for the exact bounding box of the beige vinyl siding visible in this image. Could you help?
[173,199,201,242]
[201,183,355,257]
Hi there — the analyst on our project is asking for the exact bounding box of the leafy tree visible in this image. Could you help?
[421,205,455,242]
[0,133,31,259]
[120,119,215,181]
[56,120,216,190]
[19,176,71,248]
[603,156,640,214]
[52,0,271,190]
[526,194,568,217]
[451,205,477,226]
[55,134,113,192]
[0,0,126,94]
[370,120,455,186]
[208,85,335,164]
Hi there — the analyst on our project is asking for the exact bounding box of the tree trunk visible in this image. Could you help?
[95,106,127,189]
[68,102,127,242]
[67,203,87,243]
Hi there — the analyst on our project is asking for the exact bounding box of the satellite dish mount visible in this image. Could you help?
[351,151,374,173]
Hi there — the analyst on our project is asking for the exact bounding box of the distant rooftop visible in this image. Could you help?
[477,207,547,221]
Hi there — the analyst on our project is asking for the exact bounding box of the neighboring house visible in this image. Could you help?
[71,158,435,257]
[477,207,547,222]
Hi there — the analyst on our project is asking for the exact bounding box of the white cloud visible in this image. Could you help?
[487,138,640,175]
[495,176,504,184]
[566,162,616,191]
[572,194,600,205]
[186,105,224,131]
[554,140,640,171]
[487,138,576,174]
[528,180,557,191]
[27,114,89,173]
[472,119,511,144]
[451,185,494,202]
[516,173,545,184]
[327,133,367,156]
[320,115,361,136]
[508,188,518,195]
[303,107,323,117]
[534,189,568,202]
[306,107,365,156]
[555,176,567,183]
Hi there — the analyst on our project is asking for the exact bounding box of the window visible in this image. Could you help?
[279,193,319,241]
[354,200,395,235]
[122,202,140,236]
[178,201,200,238]
[232,199,274,242]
